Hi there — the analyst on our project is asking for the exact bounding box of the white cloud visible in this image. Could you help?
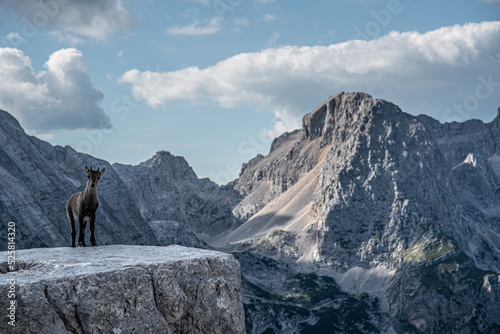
[263,14,276,22]
[2,32,23,45]
[46,31,85,45]
[165,17,223,36]
[120,21,500,134]
[0,48,110,131]
[0,0,138,41]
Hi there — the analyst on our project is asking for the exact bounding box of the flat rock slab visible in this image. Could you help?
[0,245,246,334]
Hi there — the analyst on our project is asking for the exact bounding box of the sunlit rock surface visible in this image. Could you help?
[0,245,246,334]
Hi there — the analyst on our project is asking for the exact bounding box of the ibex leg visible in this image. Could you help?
[90,213,97,246]
[78,214,86,247]
[68,209,76,248]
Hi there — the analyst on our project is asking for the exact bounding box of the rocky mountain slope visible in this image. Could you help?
[223,92,500,333]
[114,151,241,238]
[0,109,157,249]
[0,245,246,333]
[225,92,499,268]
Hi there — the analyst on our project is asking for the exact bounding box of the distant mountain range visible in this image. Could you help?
[1,92,499,333]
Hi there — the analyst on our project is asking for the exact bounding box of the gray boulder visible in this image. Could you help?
[0,245,246,334]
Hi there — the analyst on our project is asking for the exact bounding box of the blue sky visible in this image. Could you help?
[0,0,499,184]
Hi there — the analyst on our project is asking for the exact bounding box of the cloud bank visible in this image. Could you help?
[0,47,110,131]
[0,0,138,41]
[120,21,500,133]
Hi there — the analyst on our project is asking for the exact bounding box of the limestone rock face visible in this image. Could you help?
[0,245,246,334]
[225,92,500,333]
[227,92,500,269]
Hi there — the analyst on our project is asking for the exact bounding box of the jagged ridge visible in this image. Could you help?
[113,150,242,238]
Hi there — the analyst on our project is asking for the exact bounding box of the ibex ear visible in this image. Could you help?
[99,167,106,177]
[84,164,90,174]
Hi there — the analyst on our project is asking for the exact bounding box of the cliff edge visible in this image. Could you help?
[0,245,246,334]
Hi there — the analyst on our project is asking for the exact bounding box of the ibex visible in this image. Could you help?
[66,164,105,247]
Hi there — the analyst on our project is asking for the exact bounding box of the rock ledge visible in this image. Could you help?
[0,245,246,334]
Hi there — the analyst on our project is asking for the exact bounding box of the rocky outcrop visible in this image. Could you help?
[114,151,242,238]
[0,109,158,250]
[0,245,246,334]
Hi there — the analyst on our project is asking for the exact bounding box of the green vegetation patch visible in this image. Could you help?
[403,239,455,264]
[437,262,458,272]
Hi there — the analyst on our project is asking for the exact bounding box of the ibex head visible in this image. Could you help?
[84,164,106,188]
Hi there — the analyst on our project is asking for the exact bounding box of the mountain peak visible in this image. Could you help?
[0,108,24,134]
[300,92,379,141]
[140,150,178,167]
[131,150,203,184]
